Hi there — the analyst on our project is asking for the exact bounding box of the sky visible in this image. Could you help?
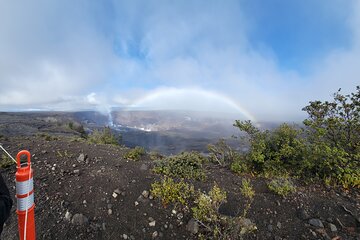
[0,0,359,121]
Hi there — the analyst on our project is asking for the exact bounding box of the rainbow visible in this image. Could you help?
[128,87,257,122]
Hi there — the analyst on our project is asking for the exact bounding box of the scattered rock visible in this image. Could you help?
[309,229,317,237]
[112,192,118,198]
[77,153,87,162]
[329,223,337,232]
[114,188,121,195]
[315,228,331,240]
[73,169,80,175]
[137,195,148,203]
[64,211,72,221]
[177,213,183,220]
[186,218,199,234]
[108,209,113,215]
[309,218,324,228]
[297,208,310,220]
[239,218,257,234]
[149,220,156,227]
[239,218,254,227]
[140,164,148,171]
[152,231,158,238]
[142,190,150,198]
[122,233,128,239]
[134,201,139,206]
[276,222,282,229]
[71,213,88,225]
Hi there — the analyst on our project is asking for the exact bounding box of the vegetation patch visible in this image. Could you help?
[68,121,87,138]
[240,178,255,200]
[0,154,13,169]
[267,178,296,197]
[88,127,120,146]
[229,86,360,188]
[151,177,195,207]
[0,134,8,141]
[192,183,256,239]
[149,151,164,161]
[153,151,207,180]
[208,139,237,167]
[239,178,255,217]
[124,146,145,161]
[38,133,59,141]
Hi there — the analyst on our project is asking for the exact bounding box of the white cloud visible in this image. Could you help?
[0,1,359,121]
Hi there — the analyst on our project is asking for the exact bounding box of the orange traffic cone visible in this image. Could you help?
[15,150,36,240]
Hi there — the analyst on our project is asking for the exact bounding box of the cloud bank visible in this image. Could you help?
[0,0,359,121]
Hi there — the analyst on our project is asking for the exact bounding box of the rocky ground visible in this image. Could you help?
[0,113,359,240]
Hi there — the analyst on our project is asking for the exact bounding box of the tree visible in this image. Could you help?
[302,86,360,187]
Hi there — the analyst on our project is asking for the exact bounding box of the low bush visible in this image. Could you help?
[230,154,250,175]
[208,139,236,167]
[88,127,120,145]
[68,121,87,138]
[192,183,226,223]
[38,133,59,141]
[124,146,145,161]
[240,178,255,217]
[267,178,296,197]
[151,177,195,207]
[233,121,306,176]
[149,151,164,161]
[192,184,256,239]
[0,154,13,169]
[240,179,255,200]
[0,134,6,141]
[153,151,207,180]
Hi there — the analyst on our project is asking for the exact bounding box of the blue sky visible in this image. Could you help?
[0,0,359,121]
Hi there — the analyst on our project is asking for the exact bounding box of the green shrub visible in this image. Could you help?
[38,133,59,141]
[230,86,360,188]
[233,121,307,176]
[230,154,250,174]
[0,154,14,169]
[0,134,6,141]
[240,179,255,200]
[192,183,227,223]
[124,146,145,161]
[191,184,256,239]
[149,151,163,161]
[151,177,195,206]
[153,151,207,180]
[88,127,120,145]
[208,139,236,167]
[267,178,296,197]
[239,178,255,217]
[302,86,360,187]
[68,121,87,138]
